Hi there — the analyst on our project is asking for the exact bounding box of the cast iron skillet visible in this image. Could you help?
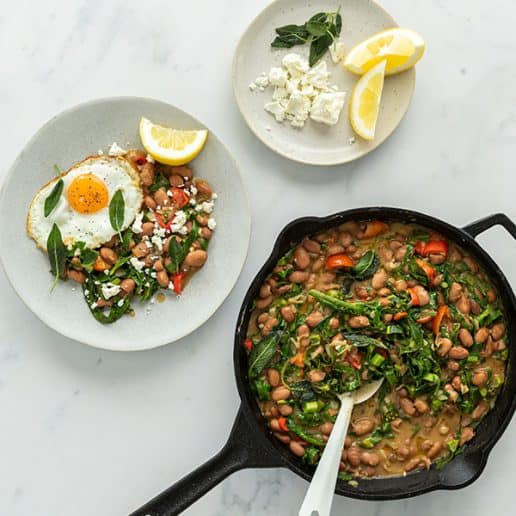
[132,208,516,516]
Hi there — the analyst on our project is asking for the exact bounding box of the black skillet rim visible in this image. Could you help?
[233,207,516,500]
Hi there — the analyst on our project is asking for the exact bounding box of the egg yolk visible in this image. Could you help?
[67,174,109,214]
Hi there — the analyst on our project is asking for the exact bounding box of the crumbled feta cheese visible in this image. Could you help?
[268,67,288,87]
[91,302,97,309]
[132,212,144,234]
[329,41,346,64]
[170,210,188,234]
[101,283,121,300]
[189,198,197,206]
[151,234,163,252]
[108,142,126,156]
[97,149,104,155]
[117,299,124,307]
[348,136,356,145]
[249,82,258,92]
[189,185,198,196]
[150,271,157,279]
[129,257,145,272]
[207,218,217,230]
[264,101,286,122]
[146,154,155,163]
[73,247,81,257]
[310,91,346,125]
[252,52,346,128]
[254,72,269,90]
[211,193,218,200]
[153,224,166,238]
[84,289,89,296]
[200,201,214,214]
[168,281,174,291]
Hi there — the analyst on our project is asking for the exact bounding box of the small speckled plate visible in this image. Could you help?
[233,0,416,165]
[0,97,250,351]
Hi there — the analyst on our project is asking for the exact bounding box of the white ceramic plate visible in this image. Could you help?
[0,97,250,351]
[233,0,416,165]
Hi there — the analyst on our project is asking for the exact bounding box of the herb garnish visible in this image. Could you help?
[44,178,64,217]
[109,190,125,238]
[46,223,67,290]
[271,9,342,66]
[166,223,199,274]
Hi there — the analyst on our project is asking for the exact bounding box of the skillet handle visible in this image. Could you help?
[462,213,516,239]
[129,406,281,516]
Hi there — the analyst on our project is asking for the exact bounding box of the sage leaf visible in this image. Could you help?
[168,238,184,273]
[248,331,281,378]
[343,333,389,349]
[44,179,64,217]
[309,33,332,66]
[47,223,67,291]
[306,20,328,37]
[352,250,379,279]
[109,190,125,237]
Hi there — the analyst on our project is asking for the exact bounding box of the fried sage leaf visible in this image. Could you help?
[248,331,281,378]
[47,223,67,290]
[109,190,125,237]
[44,178,64,217]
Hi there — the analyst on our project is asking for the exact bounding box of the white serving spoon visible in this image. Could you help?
[299,379,384,516]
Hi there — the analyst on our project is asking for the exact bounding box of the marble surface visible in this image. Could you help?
[1,0,515,515]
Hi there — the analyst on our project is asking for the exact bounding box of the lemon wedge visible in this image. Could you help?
[349,60,386,141]
[344,28,425,76]
[139,117,208,166]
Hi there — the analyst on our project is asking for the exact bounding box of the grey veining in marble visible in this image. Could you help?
[1,0,515,515]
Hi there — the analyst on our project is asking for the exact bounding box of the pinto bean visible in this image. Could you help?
[169,174,184,187]
[404,457,423,472]
[400,398,416,416]
[289,270,309,283]
[95,299,113,308]
[413,285,429,306]
[302,239,320,253]
[348,316,369,328]
[306,311,324,328]
[153,188,169,207]
[491,323,506,340]
[414,398,430,414]
[475,327,489,344]
[427,441,443,459]
[297,324,310,338]
[200,227,213,240]
[155,270,168,287]
[267,368,280,387]
[327,244,345,255]
[184,250,207,268]
[278,404,293,416]
[458,328,474,348]
[451,376,462,391]
[120,278,136,295]
[256,296,273,309]
[271,386,291,401]
[361,452,380,466]
[394,245,407,262]
[463,256,478,273]
[472,400,489,420]
[259,284,272,299]
[294,246,311,269]
[428,253,446,265]
[194,179,213,198]
[311,257,325,272]
[273,432,290,444]
[460,427,475,446]
[289,441,305,457]
[100,247,117,265]
[447,360,460,372]
[132,242,150,258]
[448,282,463,303]
[140,222,154,237]
[472,369,488,387]
[320,422,334,435]
[307,369,326,383]
[448,346,469,360]
[66,269,86,283]
[139,163,155,186]
[371,268,388,290]
[456,295,470,315]
[144,195,157,210]
[167,165,192,179]
[470,299,481,315]
[487,289,496,302]
[394,279,408,292]
[347,445,361,467]
[280,305,296,323]
[352,418,375,436]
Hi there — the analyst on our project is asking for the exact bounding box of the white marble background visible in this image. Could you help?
[1,0,515,515]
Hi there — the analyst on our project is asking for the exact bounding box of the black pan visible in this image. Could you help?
[131,208,516,516]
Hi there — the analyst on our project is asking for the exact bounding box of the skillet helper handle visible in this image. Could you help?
[130,407,278,516]
[462,213,516,239]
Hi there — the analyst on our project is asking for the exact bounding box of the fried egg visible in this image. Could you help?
[27,156,143,250]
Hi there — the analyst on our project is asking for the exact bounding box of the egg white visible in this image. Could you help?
[27,156,143,250]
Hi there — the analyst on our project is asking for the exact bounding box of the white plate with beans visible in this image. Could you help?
[0,97,250,350]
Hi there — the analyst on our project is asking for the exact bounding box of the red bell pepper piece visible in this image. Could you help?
[433,305,449,335]
[172,272,185,294]
[326,254,354,269]
[244,338,253,351]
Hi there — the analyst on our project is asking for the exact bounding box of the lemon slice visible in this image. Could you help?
[349,60,386,141]
[139,117,208,166]
[344,28,425,76]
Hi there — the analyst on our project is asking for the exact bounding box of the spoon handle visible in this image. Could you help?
[298,395,354,516]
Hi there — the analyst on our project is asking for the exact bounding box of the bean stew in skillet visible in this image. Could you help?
[244,220,507,479]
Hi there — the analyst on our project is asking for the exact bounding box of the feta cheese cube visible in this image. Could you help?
[310,91,346,125]
[268,67,288,87]
[108,142,126,156]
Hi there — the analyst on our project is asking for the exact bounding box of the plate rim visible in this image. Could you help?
[0,95,252,351]
[232,0,416,166]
